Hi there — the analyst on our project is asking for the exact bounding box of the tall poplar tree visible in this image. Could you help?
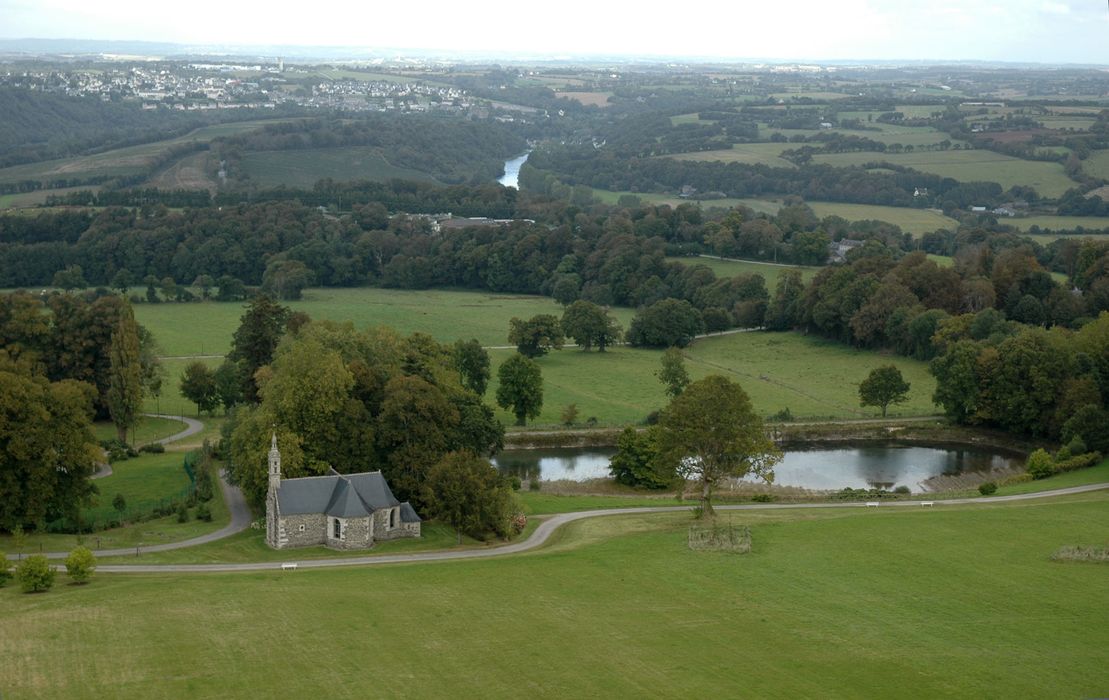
[106,302,143,443]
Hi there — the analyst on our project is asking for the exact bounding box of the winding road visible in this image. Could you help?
[82,482,1109,574]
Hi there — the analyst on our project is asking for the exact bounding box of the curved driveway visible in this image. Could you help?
[91,481,1108,574]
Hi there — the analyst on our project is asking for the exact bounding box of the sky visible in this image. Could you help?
[1,0,1107,64]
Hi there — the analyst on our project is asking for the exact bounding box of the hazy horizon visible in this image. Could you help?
[1,0,1107,65]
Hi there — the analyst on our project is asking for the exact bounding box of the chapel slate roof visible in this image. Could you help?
[399,501,421,523]
[277,471,407,518]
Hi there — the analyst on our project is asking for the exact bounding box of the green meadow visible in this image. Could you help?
[239,147,439,188]
[666,143,797,168]
[806,201,959,235]
[1083,150,1109,180]
[2,492,1107,698]
[665,255,819,288]
[811,150,1078,198]
[135,287,937,426]
[1009,215,1109,233]
[0,118,291,186]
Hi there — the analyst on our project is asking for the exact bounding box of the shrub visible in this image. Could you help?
[509,476,522,491]
[0,554,11,587]
[176,503,189,523]
[1066,435,1088,457]
[769,408,794,422]
[1054,446,1072,461]
[528,479,541,492]
[1053,451,1103,474]
[893,485,911,495]
[560,403,579,426]
[65,547,96,584]
[1026,448,1055,480]
[510,513,527,535]
[17,555,55,593]
[978,481,998,496]
[100,438,138,463]
[139,442,165,454]
[195,502,212,522]
[751,493,775,503]
[112,493,127,515]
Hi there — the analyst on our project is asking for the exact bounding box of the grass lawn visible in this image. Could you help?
[134,287,601,357]
[80,452,193,524]
[0,470,229,556]
[666,143,796,168]
[487,332,937,428]
[811,149,1078,199]
[240,147,439,188]
[1082,149,1109,180]
[2,492,1106,698]
[91,415,187,446]
[806,201,959,235]
[665,255,818,288]
[1009,215,1109,233]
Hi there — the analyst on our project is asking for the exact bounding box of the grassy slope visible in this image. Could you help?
[91,416,186,445]
[1083,149,1109,180]
[134,288,600,357]
[2,493,1107,698]
[806,201,959,235]
[0,119,292,185]
[811,150,1077,198]
[664,256,818,288]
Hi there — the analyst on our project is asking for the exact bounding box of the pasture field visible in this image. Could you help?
[665,255,818,288]
[667,143,796,168]
[806,201,959,234]
[669,112,712,126]
[2,492,1107,698]
[592,188,781,214]
[239,147,438,188]
[0,118,292,186]
[1084,149,1109,180]
[133,287,605,357]
[555,91,613,107]
[1009,215,1109,233]
[486,332,937,427]
[91,416,187,446]
[811,149,1078,198]
[144,150,217,190]
[0,186,99,209]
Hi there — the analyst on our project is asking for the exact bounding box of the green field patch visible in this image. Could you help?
[1083,150,1109,180]
[239,146,439,188]
[92,416,187,446]
[669,112,714,126]
[2,494,1106,697]
[1009,215,1109,233]
[665,256,818,288]
[811,149,1078,198]
[806,202,959,235]
[666,143,795,168]
[0,118,293,186]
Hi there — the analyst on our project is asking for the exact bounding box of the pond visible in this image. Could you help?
[497,152,530,188]
[492,444,1021,493]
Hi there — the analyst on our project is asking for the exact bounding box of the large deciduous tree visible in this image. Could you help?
[424,450,515,543]
[858,365,911,417]
[0,358,99,532]
[657,375,781,517]
[496,354,543,426]
[508,315,564,358]
[179,362,220,416]
[560,300,622,352]
[626,298,704,348]
[453,339,490,395]
[656,347,691,399]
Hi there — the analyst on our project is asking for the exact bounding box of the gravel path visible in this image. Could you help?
[84,481,1108,574]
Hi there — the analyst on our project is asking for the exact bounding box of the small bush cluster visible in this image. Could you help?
[978,481,998,496]
[65,547,96,584]
[100,438,138,463]
[196,502,212,522]
[1028,448,1101,480]
[769,407,794,422]
[751,493,776,503]
[17,555,54,593]
[138,442,165,454]
[1025,449,1056,479]
[832,487,903,501]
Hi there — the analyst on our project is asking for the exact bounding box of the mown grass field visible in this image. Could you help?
[239,146,438,188]
[1082,149,1109,180]
[135,288,936,427]
[1009,215,1109,233]
[811,149,1078,198]
[134,287,606,357]
[665,255,818,288]
[667,143,796,168]
[486,332,937,427]
[806,201,959,235]
[91,416,186,446]
[2,492,1106,698]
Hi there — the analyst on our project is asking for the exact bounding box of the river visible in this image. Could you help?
[498,152,530,189]
[492,444,1021,493]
